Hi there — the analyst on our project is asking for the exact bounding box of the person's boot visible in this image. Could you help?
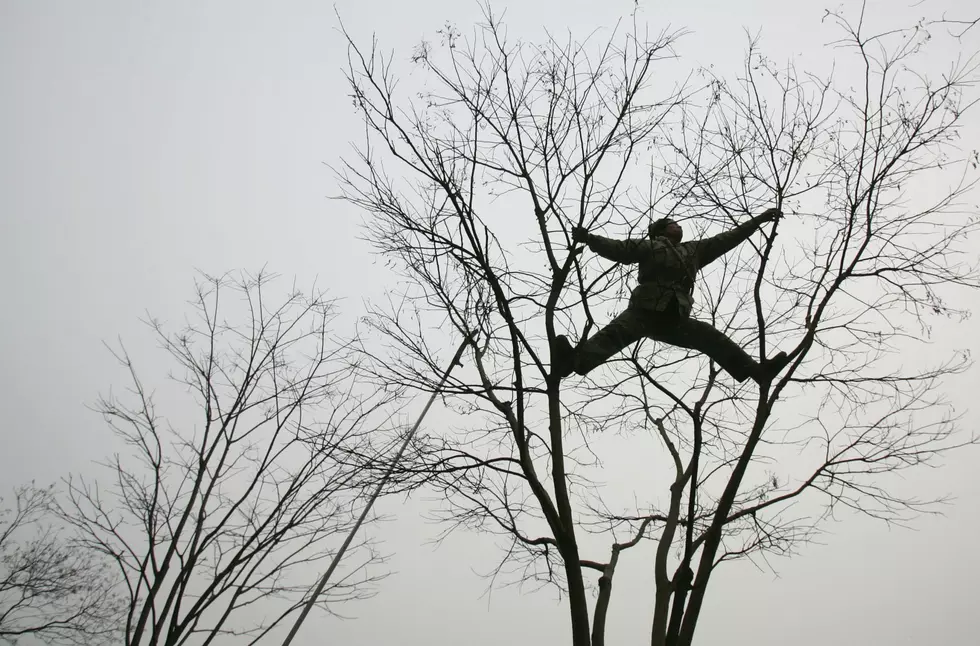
[551,334,576,379]
[754,351,791,384]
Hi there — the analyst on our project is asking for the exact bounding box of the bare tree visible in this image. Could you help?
[1,484,119,646]
[60,271,401,646]
[337,4,978,646]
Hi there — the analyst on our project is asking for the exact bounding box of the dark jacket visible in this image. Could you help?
[584,214,771,316]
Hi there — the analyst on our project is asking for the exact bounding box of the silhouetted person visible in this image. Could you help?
[552,208,791,384]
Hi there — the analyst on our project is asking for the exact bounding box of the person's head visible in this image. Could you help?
[648,217,683,243]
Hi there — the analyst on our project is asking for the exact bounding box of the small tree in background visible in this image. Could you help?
[60,271,401,646]
[1,484,120,646]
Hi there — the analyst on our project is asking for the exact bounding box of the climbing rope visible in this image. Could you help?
[280,335,471,646]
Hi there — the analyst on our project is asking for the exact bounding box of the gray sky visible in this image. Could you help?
[2,1,979,644]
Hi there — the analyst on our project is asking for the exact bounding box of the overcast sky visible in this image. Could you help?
[2,1,979,644]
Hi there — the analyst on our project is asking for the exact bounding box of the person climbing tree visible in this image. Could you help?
[552,207,792,384]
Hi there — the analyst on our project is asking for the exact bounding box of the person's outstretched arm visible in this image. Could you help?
[572,226,651,264]
[694,208,781,268]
